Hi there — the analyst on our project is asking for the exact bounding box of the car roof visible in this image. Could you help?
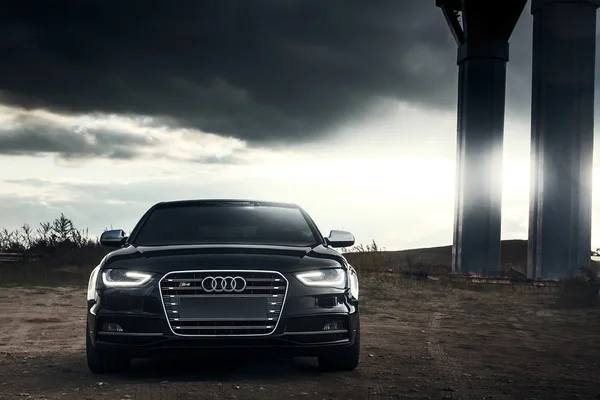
[154,199,300,209]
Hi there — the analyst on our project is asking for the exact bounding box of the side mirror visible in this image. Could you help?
[325,230,355,248]
[100,229,128,247]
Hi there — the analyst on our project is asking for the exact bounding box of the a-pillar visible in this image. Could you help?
[437,0,527,275]
[528,0,600,279]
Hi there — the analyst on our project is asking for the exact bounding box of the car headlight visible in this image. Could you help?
[102,269,153,287]
[295,268,346,288]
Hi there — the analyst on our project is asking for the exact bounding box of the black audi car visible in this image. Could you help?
[86,199,360,373]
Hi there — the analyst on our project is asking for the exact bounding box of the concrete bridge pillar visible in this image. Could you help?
[437,0,527,275]
[528,0,600,279]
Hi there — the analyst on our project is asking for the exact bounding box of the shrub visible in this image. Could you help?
[341,240,387,272]
[0,214,112,268]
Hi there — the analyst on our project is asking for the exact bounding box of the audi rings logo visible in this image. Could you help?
[201,276,247,293]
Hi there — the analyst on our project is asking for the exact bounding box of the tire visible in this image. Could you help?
[317,318,360,371]
[86,321,131,374]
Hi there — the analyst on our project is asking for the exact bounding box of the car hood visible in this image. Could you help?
[100,243,346,273]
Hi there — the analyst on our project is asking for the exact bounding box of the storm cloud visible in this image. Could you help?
[0,118,153,160]
[0,0,472,145]
[0,112,246,163]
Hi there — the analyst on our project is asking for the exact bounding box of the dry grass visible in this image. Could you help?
[358,269,599,312]
[557,277,600,308]
[345,247,451,275]
[344,239,541,277]
[0,263,93,287]
[1,233,598,311]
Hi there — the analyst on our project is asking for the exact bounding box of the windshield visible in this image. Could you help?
[133,204,319,246]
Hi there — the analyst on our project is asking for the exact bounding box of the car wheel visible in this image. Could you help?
[86,321,131,374]
[317,318,360,371]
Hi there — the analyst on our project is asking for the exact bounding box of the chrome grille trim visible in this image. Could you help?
[173,325,275,330]
[159,269,289,337]
[164,294,284,298]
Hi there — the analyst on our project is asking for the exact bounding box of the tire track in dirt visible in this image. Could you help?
[362,319,385,400]
[366,374,384,400]
[427,311,471,400]
[511,322,541,353]
[0,315,20,352]
[511,310,552,353]
[0,306,30,355]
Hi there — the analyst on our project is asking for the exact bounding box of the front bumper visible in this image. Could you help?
[88,271,359,358]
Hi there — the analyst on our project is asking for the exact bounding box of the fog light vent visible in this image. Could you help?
[322,320,343,331]
[102,322,124,332]
[324,296,338,307]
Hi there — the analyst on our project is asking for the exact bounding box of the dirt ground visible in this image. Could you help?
[0,276,599,400]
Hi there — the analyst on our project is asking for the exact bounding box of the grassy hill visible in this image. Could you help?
[344,239,600,280]
[1,214,598,283]
[344,239,527,276]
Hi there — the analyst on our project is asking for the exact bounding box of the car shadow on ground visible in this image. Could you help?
[97,355,344,383]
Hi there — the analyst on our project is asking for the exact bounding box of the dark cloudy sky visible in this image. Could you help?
[0,0,599,249]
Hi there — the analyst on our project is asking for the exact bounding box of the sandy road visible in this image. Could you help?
[0,287,85,357]
[0,281,599,400]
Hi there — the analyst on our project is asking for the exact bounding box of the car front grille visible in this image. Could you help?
[159,270,288,336]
